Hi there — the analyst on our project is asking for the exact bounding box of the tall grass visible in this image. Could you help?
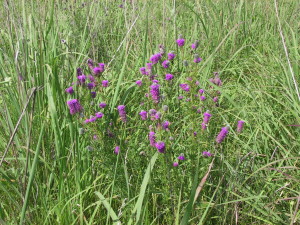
[0,0,299,224]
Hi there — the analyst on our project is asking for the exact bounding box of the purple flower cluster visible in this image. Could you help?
[67,99,83,115]
[179,83,190,92]
[150,53,162,64]
[117,105,127,123]
[216,126,229,143]
[150,84,160,103]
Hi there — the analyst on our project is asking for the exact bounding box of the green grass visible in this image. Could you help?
[0,0,299,224]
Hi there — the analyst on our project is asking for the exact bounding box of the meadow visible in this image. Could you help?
[0,0,299,224]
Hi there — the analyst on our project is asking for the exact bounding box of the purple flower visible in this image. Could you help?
[173,162,179,167]
[162,60,170,68]
[162,121,170,130]
[216,126,229,143]
[213,97,218,103]
[95,112,104,119]
[165,74,174,81]
[155,111,161,120]
[168,52,176,60]
[178,95,184,100]
[203,112,212,124]
[152,79,159,84]
[179,83,190,92]
[186,77,193,81]
[149,109,157,121]
[99,102,107,108]
[176,38,185,47]
[150,53,162,64]
[136,80,142,86]
[202,151,212,157]
[237,120,245,133]
[139,110,148,120]
[195,81,200,86]
[77,75,86,84]
[87,82,95,89]
[67,99,83,115]
[150,84,160,103]
[191,40,199,50]
[201,123,207,130]
[77,68,83,76]
[199,89,204,94]
[178,154,185,161]
[93,135,98,140]
[89,75,95,82]
[65,86,74,94]
[91,92,96,98]
[114,146,120,155]
[117,105,127,123]
[149,131,156,147]
[200,96,206,101]
[193,131,197,136]
[194,57,202,63]
[140,67,147,75]
[155,141,165,153]
[146,63,153,69]
[102,80,109,87]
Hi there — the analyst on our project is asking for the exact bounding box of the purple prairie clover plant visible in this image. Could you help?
[87,82,95,89]
[149,109,157,120]
[150,53,162,64]
[136,80,142,86]
[87,59,94,70]
[165,74,174,81]
[99,102,107,108]
[117,105,127,123]
[102,80,109,87]
[194,54,202,63]
[176,35,185,47]
[65,86,74,94]
[237,120,245,133]
[200,96,206,101]
[150,84,160,103]
[155,141,166,153]
[201,123,207,131]
[178,95,184,100]
[139,110,148,120]
[155,111,161,120]
[173,162,179,167]
[140,67,147,75]
[114,146,120,155]
[162,121,170,130]
[93,63,105,75]
[77,75,86,84]
[178,154,185,161]
[149,131,156,147]
[195,81,200,86]
[162,60,170,68]
[216,126,230,143]
[203,111,212,124]
[77,68,83,76]
[213,97,218,103]
[167,52,176,60]
[152,79,159,84]
[193,131,197,136]
[91,92,96,98]
[199,89,204,94]
[88,75,95,82]
[95,112,104,119]
[67,99,83,115]
[179,83,190,92]
[202,151,212,157]
[191,40,199,50]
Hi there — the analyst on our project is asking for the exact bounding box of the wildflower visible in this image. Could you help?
[67,99,83,115]
[65,86,74,94]
[150,53,162,64]
[136,80,142,86]
[139,110,148,120]
[200,96,206,101]
[102,80,109,87]
[194,54,202,63]
[237,120,245,133]
[117,105,127,123]
[178,95,184,100]
[152,79,159,84]
[195,81,200,86]
[140,67,147,75]
[150,84,160,103]
[93,135,98,140]
[87,82,95,89]
[199,89,204,94]
[201,123,207,130]
[93,63,105,75]
[77,68,83,76]
[149,109,157,120]
[191,40,199,50]
[95,112,104,119]
[216,126,229,143]
[178,154,185,161]
[186,77,193,81]
[91,92,96,98]
[173,162,179,167]
[162,121,170,130]
[165,73,174,81]
[114,146,120,155]
[146,63,153,69]
[155,111,161,120]
[179,83,190,92]
[203,112,212,124]
[155,141,166,153]
[99,102,107,108]
[89,116,97,122]
[213,97,218,103]
[176,35,185,47]
[193,131,197,136]
[77,75,86,84]
[202,151,212,157]
[89,75,95,82]
[167,52,176,60]
[162,60,170,68]
[149,131,156,147]
[87,59,94,69]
